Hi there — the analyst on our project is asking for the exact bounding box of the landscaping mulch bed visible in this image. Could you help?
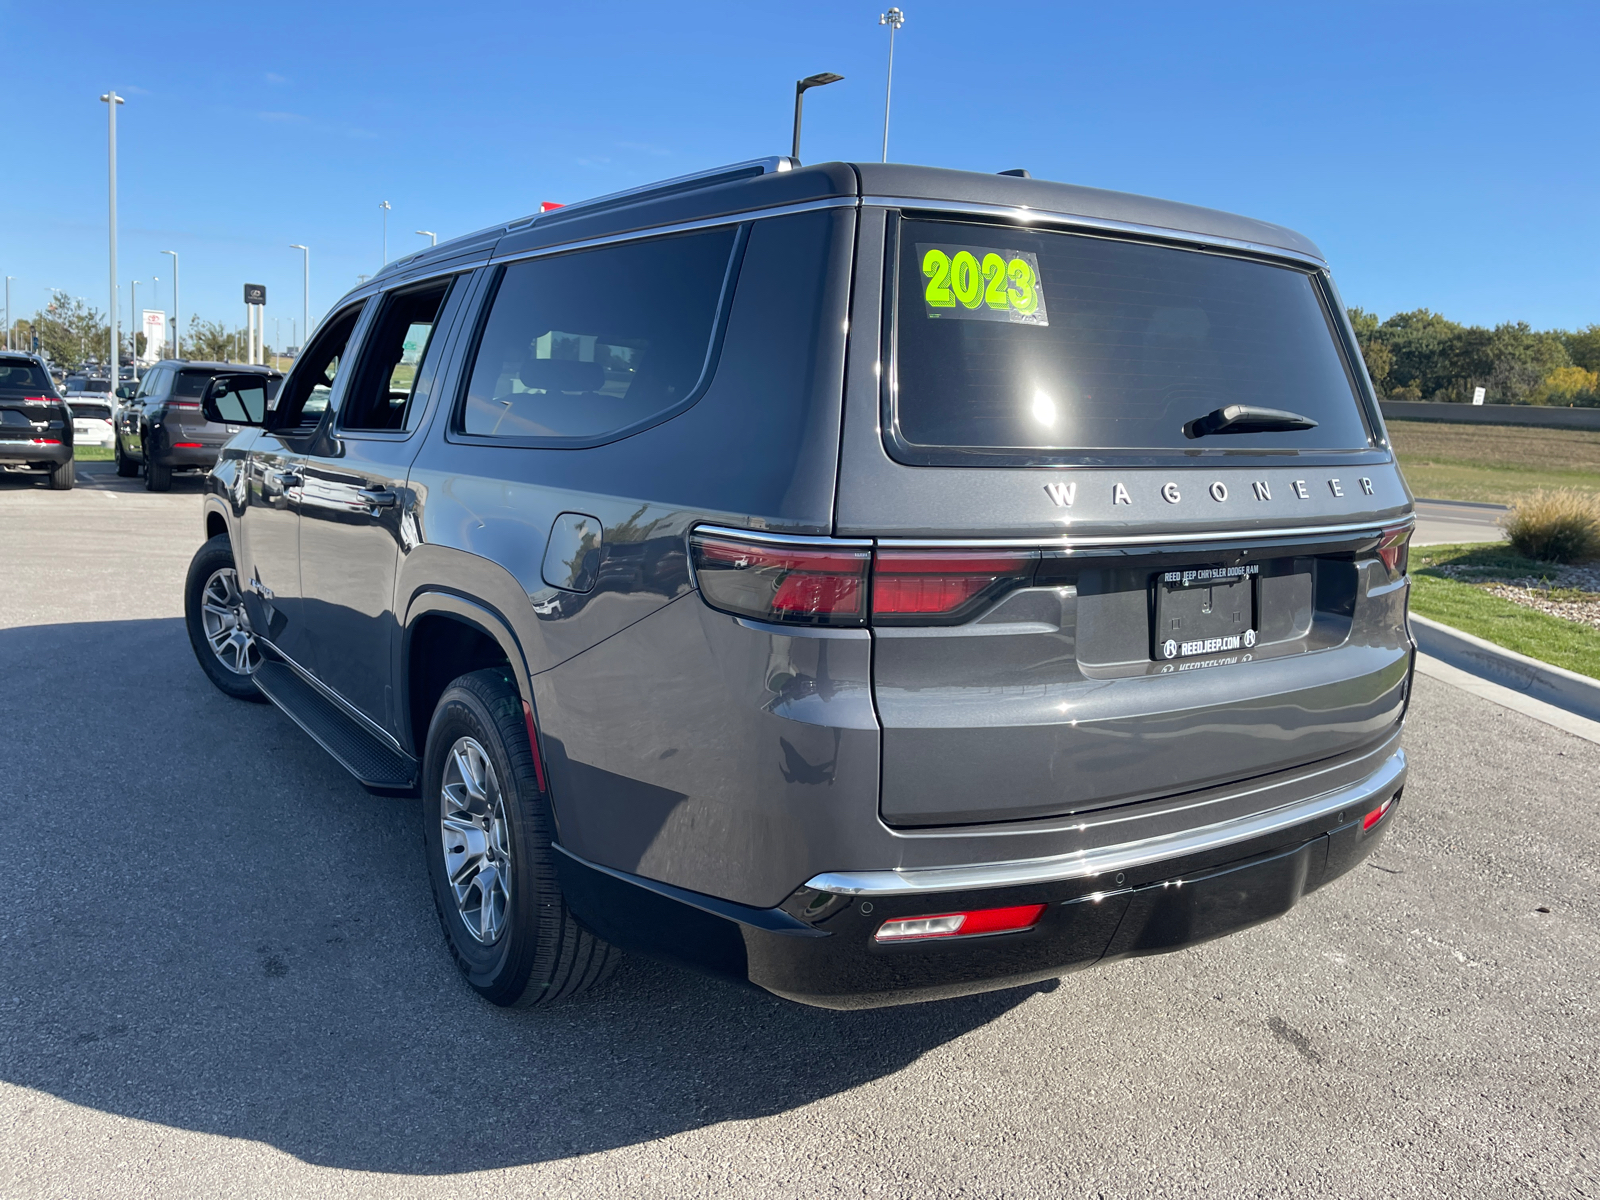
[1428,561,1600,631]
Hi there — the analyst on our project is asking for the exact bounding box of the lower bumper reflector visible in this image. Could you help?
[875,903,1047,943]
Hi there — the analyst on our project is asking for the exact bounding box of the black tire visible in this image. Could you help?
[114,436,139,477]
[423,669,618,1007]
[47,458,73,490]
[144,447,172,492]
[184,534,268,702]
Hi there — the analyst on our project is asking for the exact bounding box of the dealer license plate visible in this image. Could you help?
[1152,564,1258,661]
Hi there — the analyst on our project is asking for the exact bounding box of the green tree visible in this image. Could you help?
[185,316,239,362]
[36,291,109,371]
[1560,324,1600,372]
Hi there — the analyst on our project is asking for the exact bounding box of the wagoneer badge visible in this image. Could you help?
[1045,478,1376,507]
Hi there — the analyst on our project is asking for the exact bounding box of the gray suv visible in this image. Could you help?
[186,159,1414,1010]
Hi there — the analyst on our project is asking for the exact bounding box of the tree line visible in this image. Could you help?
[7,292,273,371]
[1348,309,1600,406]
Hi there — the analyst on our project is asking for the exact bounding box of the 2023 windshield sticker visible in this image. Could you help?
[917,244,1049,326]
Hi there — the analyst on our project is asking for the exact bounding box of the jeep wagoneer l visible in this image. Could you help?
[185,159,1414,1009]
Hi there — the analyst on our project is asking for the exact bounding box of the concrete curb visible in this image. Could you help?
[1409,612,1600,723]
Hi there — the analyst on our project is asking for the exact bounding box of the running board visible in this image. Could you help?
[253,660,419,794]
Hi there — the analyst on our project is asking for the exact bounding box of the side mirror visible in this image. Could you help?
[202,374,269,426]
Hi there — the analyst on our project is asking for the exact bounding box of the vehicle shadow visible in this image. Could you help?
[0,617,1045,1174]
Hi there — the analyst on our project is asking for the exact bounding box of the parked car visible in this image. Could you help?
[115,360,282,489]
[63,373,115,448]
[0,351,73,488]
[186,158,1415,1010]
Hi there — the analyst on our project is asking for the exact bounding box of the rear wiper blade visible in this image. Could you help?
[1184,404,1319,439]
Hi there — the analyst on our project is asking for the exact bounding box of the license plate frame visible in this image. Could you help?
[1152,564,1259,661]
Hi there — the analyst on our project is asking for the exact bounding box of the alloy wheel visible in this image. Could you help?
[199,566,260,676]
[440,736,513,944]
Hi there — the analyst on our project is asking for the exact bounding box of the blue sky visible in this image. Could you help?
[2,0,1597,344]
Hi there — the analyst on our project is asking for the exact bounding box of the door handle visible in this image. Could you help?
[358,488,399,509]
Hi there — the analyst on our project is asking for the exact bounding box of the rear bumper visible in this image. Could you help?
[0,439,71,464]
[558,746,1406,1009]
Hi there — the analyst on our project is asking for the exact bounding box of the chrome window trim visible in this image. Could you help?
[487,196,857,267]
[861,195,1328,269]
[691,522,874,548]
[805,749,1406,896]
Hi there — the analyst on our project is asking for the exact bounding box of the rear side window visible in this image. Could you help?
[173,371,214,398]
[890,218,1372,463]
[0,360,50,391]
[459,227,740,443]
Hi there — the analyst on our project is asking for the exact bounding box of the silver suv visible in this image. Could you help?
[186,159,1414,1009]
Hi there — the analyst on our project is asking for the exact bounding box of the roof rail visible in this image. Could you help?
[502,156,798,231]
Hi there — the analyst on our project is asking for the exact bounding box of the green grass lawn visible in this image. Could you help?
[1388,419,1600,504]
[73,446,114,461]
[1409,542,1600,680]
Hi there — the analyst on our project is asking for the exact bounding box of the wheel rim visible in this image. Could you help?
[440,736,513,945]
[199,566,260,676]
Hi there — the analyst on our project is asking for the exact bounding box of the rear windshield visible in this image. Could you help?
[0,361,51,391]
[891,218,1372,461]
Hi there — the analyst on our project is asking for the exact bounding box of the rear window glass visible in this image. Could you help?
[173,371,214,397]
[0,361,51,391]
[460,227,738,442]
[892,218,1371,460]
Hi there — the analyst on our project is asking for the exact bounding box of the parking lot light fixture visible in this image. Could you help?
[380,201,391,265]
[290,245,309,343]
[792,72,844,164]
[101,91,125,378]
[416,230,436,246]
[161,250,179,359]
[4,276,12,351]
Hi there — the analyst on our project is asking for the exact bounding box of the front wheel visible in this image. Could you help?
[423,669,619,1007]
[184,534,267,701]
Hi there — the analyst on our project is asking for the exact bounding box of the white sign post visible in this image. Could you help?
[141,310,166,364]
[1472,386,1487,406]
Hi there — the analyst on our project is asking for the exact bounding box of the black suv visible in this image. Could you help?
[0,352,73,489]
[186,159,1413,1011]
[116,360,282,490]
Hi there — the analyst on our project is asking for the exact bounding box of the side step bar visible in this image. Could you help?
[253,660,419,794]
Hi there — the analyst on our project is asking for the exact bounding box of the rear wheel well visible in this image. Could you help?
[407,614,514,755]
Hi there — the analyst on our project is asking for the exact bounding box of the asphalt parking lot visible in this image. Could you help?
[0,462,1594,1198]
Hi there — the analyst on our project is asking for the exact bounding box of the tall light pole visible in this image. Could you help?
[879,8,905,163]
[101,91,125,374]
[161,250,179,359]
[379,200,391,265]
[4,277,11,351]
[290,244,309,345]
[416,229,436,246]
[792,72,844,164]
[129,279,138,368]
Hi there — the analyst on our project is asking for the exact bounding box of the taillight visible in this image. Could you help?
[872,548,1038,623]
[172,442,203,448]
[1376,524,1411,580]
[690,531,870,626]
[23,395,59,404]
[168,400,200,411]
[875,903,1047,943]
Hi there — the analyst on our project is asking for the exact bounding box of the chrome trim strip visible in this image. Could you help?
[692,522,874,548]
[515,156,796,225]
[862,195,1328,268]
[804,749,1406,896]
[257,637,411,759]
[489,197,857,266]
[878,517,1413,550]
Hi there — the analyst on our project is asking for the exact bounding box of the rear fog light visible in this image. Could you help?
[1362,796,1395,831]
[875,903,1047,943]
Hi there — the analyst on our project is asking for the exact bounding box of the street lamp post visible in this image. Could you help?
[4,276,12,351]
[379,200,391,265]
[129,279,138,369]
[161,250,179,359]
[792,72,844,164]
[416,230,436,246]
[289,244,309,346]
[879,8,905,163]
[101,90,125,376]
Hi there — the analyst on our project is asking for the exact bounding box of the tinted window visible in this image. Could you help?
[892,218,1371,460]
[173,370,213,398]
[460,227,738,441]
[342,280,453,431]
[271,305,363,432]
[0,361,51,391]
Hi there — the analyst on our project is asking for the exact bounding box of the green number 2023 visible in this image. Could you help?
[923,248,1039,315]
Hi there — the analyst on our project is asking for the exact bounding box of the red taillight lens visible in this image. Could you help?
[1376,524,1411,579]
[28,438,62,445]
[875,903,1047,943]
[1362,795,1395,831]
[871,548,1038,623]
[168,400,200,411]
[172,442,204,448]
[23,395,59,404]
[691,532,870,626]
